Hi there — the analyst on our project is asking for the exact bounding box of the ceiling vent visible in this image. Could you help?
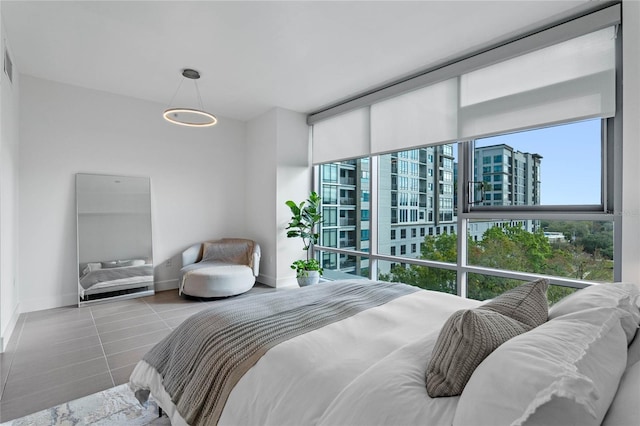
[4,45,13,84]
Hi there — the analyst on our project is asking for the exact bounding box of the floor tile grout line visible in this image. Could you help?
[0,355,110,403]
[98,320,170,341]
[0,369,115,409]
[91,305,157,322]
[89,308,116,389]
[144,298,174,337]
[100,330,171,357]
[1,287,274,419]
[0,313,28,401]
[14,329,102,353]
[98,315,168,340]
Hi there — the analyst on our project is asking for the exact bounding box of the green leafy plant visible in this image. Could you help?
[290,259,323,278]
[285,191,323,277]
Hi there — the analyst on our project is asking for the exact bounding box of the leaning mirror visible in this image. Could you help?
[76,173,154,306]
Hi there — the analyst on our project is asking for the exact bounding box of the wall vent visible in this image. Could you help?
[4,45,13,84]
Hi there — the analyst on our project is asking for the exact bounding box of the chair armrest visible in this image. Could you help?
[252,243,261,277]
[182,243,202,267]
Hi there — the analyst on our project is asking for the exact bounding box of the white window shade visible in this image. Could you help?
[371,78,458,154]
[312,108,369,164]
[459,26,616,139]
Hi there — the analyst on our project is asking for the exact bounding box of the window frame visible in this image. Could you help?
[311,4,622,295]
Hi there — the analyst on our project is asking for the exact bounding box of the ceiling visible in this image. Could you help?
[2,0,594,122]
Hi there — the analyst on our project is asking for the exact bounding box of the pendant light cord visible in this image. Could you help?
[166,77,185,109]
[194,80,205,111]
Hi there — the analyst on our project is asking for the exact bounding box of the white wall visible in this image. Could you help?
[275,109,313,287]
[18,76,248,311]
[0,13,21,351]
[245,109,278,285]
[621,0,640,283]
[245,108,310,288]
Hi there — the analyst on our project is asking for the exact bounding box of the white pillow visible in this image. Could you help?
[87,262,101,271]
[549,283,640,343]
[602,329,640,425]
[319,331,461,426]
[453,307,629,426]
[101,261,119,269]
[117,259,146,267]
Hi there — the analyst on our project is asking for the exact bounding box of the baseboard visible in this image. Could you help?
[154,279,179,292]
[1,302,21,353]
[258,273,277,287]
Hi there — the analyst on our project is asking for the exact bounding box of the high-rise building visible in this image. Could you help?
[319,159,370,278]
[473,144,541,208]
[470,144,542,239]
[318,143,541,276]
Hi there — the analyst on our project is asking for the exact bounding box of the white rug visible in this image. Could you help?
[1,384,170,425]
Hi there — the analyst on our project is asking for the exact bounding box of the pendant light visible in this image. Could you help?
[163,68,217,127]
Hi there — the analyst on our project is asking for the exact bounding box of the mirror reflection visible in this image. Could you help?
[76,173,154,306]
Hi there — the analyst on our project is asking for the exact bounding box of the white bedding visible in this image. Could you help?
[129,282,640,426]
[79,263,153,298]
[130,289,480,425]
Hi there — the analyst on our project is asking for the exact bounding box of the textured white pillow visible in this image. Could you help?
[549,283,640,343]
[602,329,640,426]
[452,307,629,426]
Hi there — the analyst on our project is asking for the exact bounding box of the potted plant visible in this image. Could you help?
[285,191,323,286]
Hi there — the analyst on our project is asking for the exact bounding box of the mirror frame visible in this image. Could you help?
[76,173,154,306]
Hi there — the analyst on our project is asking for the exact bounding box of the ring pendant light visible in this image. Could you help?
[163,69,217,127]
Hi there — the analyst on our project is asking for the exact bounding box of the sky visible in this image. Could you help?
[474,119,601,206]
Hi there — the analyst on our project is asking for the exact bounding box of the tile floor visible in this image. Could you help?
[0,284,276,422]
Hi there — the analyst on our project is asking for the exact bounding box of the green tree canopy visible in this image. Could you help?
[380,223,613,304]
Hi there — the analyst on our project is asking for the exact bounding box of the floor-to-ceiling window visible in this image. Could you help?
[310,5,621,301]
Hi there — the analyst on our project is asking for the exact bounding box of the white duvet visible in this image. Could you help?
[130,289,481,426]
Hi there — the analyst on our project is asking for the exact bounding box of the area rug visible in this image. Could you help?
[1,384,169,425]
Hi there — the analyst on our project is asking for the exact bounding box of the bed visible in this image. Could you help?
[128,279,640,426]
[78,259,153,300]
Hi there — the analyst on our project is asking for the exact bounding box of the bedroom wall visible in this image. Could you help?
[621,0,640,284]
[0,14,20,351]
[18,75,248,312]
[245,109,278,286]
[245,107,310,288]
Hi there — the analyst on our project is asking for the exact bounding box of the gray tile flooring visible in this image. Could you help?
[0,284,275,422]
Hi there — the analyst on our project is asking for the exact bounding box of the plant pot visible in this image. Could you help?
[297,270,320,287]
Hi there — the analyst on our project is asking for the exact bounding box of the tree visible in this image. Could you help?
[379,233,457,294]
[380,222,613,305]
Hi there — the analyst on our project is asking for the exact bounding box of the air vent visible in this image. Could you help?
[4,46,13,84]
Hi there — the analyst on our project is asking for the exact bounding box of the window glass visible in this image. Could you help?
[323,207,337,226]
[472,120,602,207]
[467,273,577,304]
[378,260,456,294]
[319,158,370,256]
[466,219,613,283]
[318,250,369,280]
[322,229,337,247]
[378,144,457,260]
[322,164,338,183]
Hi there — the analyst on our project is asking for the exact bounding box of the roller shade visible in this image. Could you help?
[312,20,618,164]
[312,107,369,164]
[459,26,616,139]
[370,78,458,155]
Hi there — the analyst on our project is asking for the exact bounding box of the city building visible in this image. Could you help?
[320,143,542,272]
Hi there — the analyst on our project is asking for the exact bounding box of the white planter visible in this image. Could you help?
[297,271,320,287]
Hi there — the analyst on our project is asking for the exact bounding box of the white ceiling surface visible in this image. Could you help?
[2,0,591,122]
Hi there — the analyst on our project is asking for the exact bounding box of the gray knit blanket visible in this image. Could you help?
[139,279,418,425]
